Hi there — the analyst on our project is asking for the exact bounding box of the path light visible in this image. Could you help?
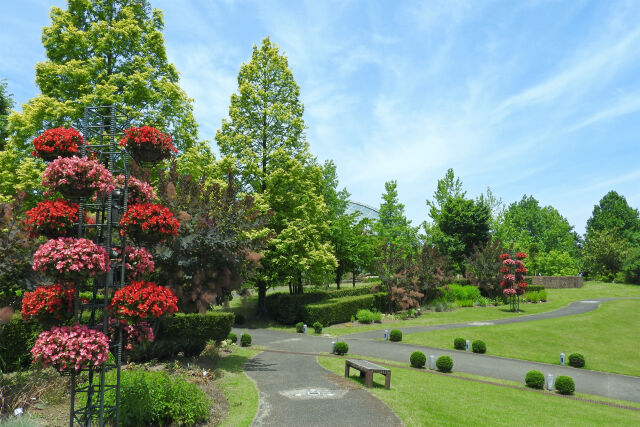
[547,374,554,390]
[303,324,307,333]
[560,353,565,365]
[429,355,436,370]
[465,340,470,351]
[384,329,389,340]
[331,341,336,353]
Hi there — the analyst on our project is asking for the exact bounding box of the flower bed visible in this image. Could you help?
[42,156,115,200]
[33,237,110,280]
[108,280,178,324]
[25,199,79,238]
[120,203,179,243]
[31,324,110,372]
[21,284,74,324]
[32,127,84,161]
[116,246,155,280]
[119,126,177,163]
[115,174,156,204]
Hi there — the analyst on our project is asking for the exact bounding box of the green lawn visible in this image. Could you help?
[215,347,260,427]
[403,298,640,376]
[317,356,640,426]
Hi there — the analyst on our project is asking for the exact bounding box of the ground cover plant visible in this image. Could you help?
[402,298,640,376]
[318,356,640,426]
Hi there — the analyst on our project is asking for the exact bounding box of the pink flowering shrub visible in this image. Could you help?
[115,175,156,204]
[31,325,109,372]
[33,237,110,279]
[498,251,528,298]
[42,156,115,199]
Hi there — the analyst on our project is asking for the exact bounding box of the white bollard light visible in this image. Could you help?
[547,374,555,390]
[465,340,470,351]
[560,353,565,365]
[384,329,389,340]
[331,341,336,353]
[303,324,307,333]
[429,355,436,370]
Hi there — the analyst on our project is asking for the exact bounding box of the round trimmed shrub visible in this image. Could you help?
[555,375,575,395]
[227,332,237,344]
[453,337,466,350]
[472,340,486,354]
[525,370,545,389]
[240,333,252,347]
[334,341,349,355]
[313,321,323,334]
[568,353,585,368]
[295,322,305,333]
[389,329,402,342]
[436,355,453,373]
[410,351,426,368]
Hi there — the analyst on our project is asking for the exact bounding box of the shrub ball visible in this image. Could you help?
[389,329,403,342]
[568,353,585,368]
[525,370,545,389]
[472,340,486,354]
[296,322,305,333]
[410,351,427,368]
[240,333,252,347]
[555,376,575,395]
[313,321,323,334]
[227,332,238,344]
[436,355,453,373]
[454,337,466,350]
[334,341,349,355]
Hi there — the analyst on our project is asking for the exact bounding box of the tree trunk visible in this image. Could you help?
[352,270,357,287]
[257,280,267,318]
[335,267,342,290]
[288,281,293,295]
[297,270,303,294]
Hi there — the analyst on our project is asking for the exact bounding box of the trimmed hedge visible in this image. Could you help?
[302,293,388,326]
[410,351,426,368]
[389,329,402,342]
[334,341,349,355]
[525,370,545,389]
[568,353,585,368]
[296,322,305,333]
[313,321,323,333]
[555,375,575,395]
[454,337,466,350]
[227,332,238,343]
[527,285,545,293]
[472,340,486,354]
[436,355,453,372]
[240,333,252,347]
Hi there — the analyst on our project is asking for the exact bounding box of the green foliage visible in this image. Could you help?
[539,290,547,301]
[427,168,466,223]
[227,332,238,344]
[0,317,42,372]
[0,79,14,149]
[436,355,453,373]
[295,322,305,333]
[525,370,545,389]
[414,244,452,302]
[374,180,418,252]
[586,191,640,245]
[356,309,381,324]
[333,341,348,355]
[622,247,640,284]
[240,333,252,347]
[568,353,585,368]
[464,238,504,297]
[389,329,403,342]
[527,285,545,293]
[472,340,486,354]
[313,321,323,333]
[582,229,629,280]
[525,291,540,303]
[410,351,426,368]
[536,250,579,276]
[454,337,466,350]
[555,375,575,395]
[440,284,481,303]
[302,294,386,326]
[0,368,67,415]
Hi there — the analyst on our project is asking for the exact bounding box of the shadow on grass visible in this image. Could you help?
[344,372,389,390]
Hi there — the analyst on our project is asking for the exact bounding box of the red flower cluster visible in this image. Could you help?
[119,126,177,161]
[25,199,78,238]
[499,266,510,273]
[498,251,528,296]
[499,253,510,260]
[32,127,83,161]
[21,284,74,323]
[108,280,178,324]
[120,203,179,241]
[517,281,528,288]
[515,252,527,259]
[515,267,528,274]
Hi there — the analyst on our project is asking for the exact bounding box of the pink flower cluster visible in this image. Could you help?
[503,274,515,281]
[123,322,155,350]
[33,237,110,279]
[42,156,115,199]
[503,288,516,296]
[502,258,516,266]
[115,175,156,204]
[31,325,109,372]
[116,246,155,280]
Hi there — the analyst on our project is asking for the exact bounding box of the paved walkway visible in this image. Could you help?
[238,298,640,405]
[245,350,402,427]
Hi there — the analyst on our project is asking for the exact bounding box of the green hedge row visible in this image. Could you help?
[527,285,545,293]
[302,292,388,325]
[0,317,42,372]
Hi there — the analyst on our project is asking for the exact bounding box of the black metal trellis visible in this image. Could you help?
[69,105,130,427]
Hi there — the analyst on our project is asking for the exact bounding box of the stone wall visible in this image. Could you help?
[530,276,583,289]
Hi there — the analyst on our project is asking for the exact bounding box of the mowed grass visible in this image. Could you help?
[403,298,640,376]
[317,356,640,426]
[216,347,260,427]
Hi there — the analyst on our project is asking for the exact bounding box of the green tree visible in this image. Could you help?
[536,250,579,276]
[0,79,13,149]
[586,191,640,245]
[426,168,466,222]
[216,37,308,194]
[464,238,504,297]
[7,0,198,157]
[582,229,629,281]
[374,180,418,252]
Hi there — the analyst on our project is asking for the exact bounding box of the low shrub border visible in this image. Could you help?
[334,341,349,355]
[472,340,486,354]
[240,333,252,347]
[313,321,323,334]
[568,353,585,368]
[555,375,575,395]
[296,322,305,333]
[453,337,466,350]
[410,351,426,368]
[227,332,238,344]
[389,329,402,342]
[436,355,453,373]
[525,370,545,389]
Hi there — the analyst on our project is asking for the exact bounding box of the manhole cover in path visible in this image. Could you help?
[280,388,348,400]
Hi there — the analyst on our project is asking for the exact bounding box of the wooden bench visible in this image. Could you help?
[345,359,391,389]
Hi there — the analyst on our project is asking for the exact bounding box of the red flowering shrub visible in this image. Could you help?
[119,126,177,163]
[498,251,528,303]
[108,280,178,324]
[25,199,78,238]
[120,203,179,242]
[33,237,110,280]
[515,252,527,259]
[31,324,109,372]
[21,284,74,324]
[32,127,83,161]
[42,156,115,200]
[114,175,156,204]
[499,253,510,260]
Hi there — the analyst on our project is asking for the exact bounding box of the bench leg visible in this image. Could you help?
[345,364,349,378]
[365,371,373,387]
[385,372,391,390]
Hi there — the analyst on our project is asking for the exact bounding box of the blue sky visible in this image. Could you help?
[2,0,640,235]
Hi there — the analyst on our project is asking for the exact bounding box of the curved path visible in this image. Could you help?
[239,298,640,408]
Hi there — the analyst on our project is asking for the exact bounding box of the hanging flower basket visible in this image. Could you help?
[25,199,79,238]
[119,203,179,243]
[31,325,110,373]
[32,127,84,162]
[108,280,178,324]
[118,126,177,164]
[114,174,156,204]
[21,283,75,326]
[42,156,115,200]
[33,237,110,281]
[114,246,155,281]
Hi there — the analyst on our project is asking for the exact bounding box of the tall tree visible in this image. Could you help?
[216,37,308,194]
[427,168,466,223]
[7,0,198,157]
[582,229,629,281]
[586,191,640,245]
[0,79,13,149]
[374,180,418,252]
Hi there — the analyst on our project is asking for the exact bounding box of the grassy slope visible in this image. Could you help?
[215,347,260,427]
[318,356,640,426]
[403,298,640,376]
